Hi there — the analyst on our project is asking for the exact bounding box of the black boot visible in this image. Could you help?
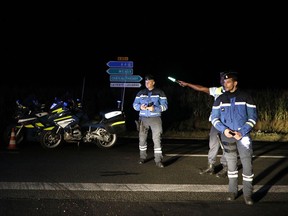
[244,196,254,205]
[227,192,238,201]
[199,163,215,175]
[216,165,228,178]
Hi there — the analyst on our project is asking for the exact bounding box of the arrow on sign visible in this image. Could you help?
[106,68,133,75]
[110,83,142,88]
[110,75,142,82]
[107,61,134,68]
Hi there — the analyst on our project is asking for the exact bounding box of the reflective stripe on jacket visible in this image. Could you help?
[133,88,168,118]
[211,89,257,136]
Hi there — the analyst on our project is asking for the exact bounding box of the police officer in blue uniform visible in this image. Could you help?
[133,74,168,168]
[211,71,257,205]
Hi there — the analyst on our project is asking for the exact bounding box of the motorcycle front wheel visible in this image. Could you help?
[40,130,63,149]
[96,128,117,149]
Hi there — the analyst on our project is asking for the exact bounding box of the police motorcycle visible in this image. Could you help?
[3,98,49,148]
[39,98,126,150]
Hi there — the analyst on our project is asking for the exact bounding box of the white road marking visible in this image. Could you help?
[165,154,287,159]
[0,182,287,193]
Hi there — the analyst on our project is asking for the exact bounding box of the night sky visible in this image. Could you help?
[2,8,287,90]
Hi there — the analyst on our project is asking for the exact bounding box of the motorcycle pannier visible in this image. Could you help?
[103,111,126,134]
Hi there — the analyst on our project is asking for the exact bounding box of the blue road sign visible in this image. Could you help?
[110,75,142,82]
[107,61,133,68]
[110,83,141,88]
[106,68,133,75]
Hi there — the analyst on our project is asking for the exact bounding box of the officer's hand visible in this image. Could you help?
[140,104,147,110]
[224,129,234,138]
[233,131,242,140]
[146,106,154,112]
[178,80,187,87]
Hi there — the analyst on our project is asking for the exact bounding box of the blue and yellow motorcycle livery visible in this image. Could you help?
[39,99,126,150]
[3,99,49,148]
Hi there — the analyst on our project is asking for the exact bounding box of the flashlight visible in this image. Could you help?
[168,76,181,85]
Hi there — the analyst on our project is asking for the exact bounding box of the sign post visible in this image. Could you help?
[109,75,142,83]
[106,58,142,111]
[106,61,133,68]
[110,83,141,88]
[106,68,133,75]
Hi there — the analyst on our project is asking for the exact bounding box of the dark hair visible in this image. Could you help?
[145,74,155,81]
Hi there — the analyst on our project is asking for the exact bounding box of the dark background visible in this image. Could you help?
[2,6,287,90]
[1,4,287,144]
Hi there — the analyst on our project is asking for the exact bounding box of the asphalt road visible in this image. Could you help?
[0,138,287,215]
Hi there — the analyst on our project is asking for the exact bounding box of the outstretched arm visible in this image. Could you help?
[178,80,210,94]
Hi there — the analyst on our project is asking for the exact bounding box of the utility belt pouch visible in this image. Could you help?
[135,120,140,131]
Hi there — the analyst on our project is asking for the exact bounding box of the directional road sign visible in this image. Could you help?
[107,61,133,68]
[106,68,133,75]
[110,75,142,82]
[110,83,141,88]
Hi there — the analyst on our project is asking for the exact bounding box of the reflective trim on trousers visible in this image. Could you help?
[139,146,147,151]
[154,147,162,154]
[243,173,254,182]
[228,170,238,179]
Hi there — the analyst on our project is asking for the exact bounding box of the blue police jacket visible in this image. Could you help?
[211,89,257,136]
[133,87,168,118]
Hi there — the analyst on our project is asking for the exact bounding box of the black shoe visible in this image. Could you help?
[138,159,145,164]
[227,193,237,201]
[216,166,228,178]
[199,164,215,175]
[156,162,164,168]
[244,196,254,205]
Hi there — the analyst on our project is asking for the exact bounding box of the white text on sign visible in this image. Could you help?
[110,83,141,88]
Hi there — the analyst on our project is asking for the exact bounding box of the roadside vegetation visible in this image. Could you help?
[1,85,288,144]
[161,85,288,142]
